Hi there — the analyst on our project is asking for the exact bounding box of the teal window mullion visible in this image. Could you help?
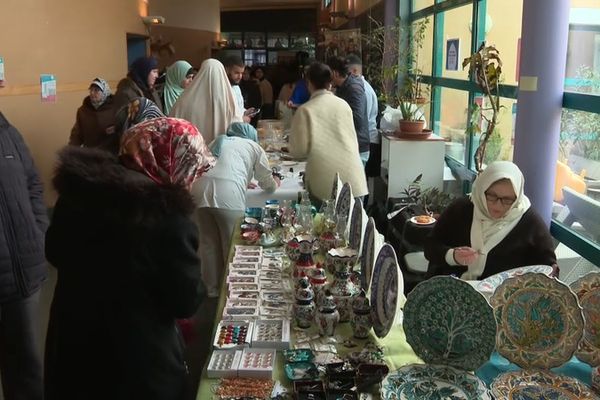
[431,10,444,133]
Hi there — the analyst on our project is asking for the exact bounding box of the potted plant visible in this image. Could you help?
[462,42,503,173]
[398,75,428,133]
[362,17,429,121]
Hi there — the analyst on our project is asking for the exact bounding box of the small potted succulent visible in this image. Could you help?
[398,76,428,133]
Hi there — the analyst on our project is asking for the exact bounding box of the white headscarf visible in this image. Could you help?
[464,161,531,280]
[169,58,242,144]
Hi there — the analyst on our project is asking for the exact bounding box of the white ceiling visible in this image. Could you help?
[221,0,321,11]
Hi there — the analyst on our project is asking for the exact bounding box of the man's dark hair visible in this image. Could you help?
[223,55,244,69]
[307,62,332,90]
[327,56,349,76]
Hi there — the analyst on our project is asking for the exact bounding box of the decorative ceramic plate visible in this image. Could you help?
[490,273,584,369]
[475,265,554,294]
[409,215,436,225]
[570,271,600,366]
[335,182,352,223]
[330,172,342,202]
[491,370,599,400]
[360,218,376,291]
[370,244,403,338]
[349,200,364,251]
[403,276,496,371]
[382,364,491,400]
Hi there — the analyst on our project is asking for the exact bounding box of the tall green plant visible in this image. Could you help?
[463,42,503,173]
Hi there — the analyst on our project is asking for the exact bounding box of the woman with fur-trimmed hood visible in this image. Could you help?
[44,117,215,400]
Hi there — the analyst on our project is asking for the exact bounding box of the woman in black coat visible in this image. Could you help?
[425,161,558,280]
[44,117,215,400]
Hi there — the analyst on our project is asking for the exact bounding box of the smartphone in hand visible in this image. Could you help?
[244,107,261,118]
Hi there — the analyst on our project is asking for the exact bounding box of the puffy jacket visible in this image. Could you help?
[0,112,48,302]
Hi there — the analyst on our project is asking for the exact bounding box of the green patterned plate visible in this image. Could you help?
[382,364,491,400]
[490,273,584,369]
[491,370,599,400]
[403,276,496,371]
[570,271,600,367]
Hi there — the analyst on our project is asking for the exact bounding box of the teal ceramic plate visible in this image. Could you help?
[569,271,600,367]
[491,370,599,400]
[382,364,491,400]
[491,273,584,369]
[403,276,496,371]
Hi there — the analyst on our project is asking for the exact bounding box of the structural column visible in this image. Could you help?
[513,0,570,226]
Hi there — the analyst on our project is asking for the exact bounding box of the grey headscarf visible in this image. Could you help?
[89,78,111,109]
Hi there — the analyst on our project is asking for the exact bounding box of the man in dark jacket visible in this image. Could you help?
[0,108,47,400]
[328,56,370,165]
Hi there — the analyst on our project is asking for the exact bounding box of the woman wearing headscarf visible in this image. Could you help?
[114,56,163,112]
[69,78,117,149]
[425,161,558,280]
[170,58,242,144]
[193,122,279,297]
[44,117,215,400]
[162,60,194,114]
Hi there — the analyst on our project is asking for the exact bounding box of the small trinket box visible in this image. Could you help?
[229,262,260,271]
[225,298,259,309]
[294,381,326,400]
[229,290,260,300]
[261,291,293,303]
[228,283,260,293]
[251,319,290,350]
[233,256,262,264]
[223,306,260,320]
[226,275,259,285]
[234,245,263,254]
[261,278,292,292]
[229,269,259,277]
[213,321,254,350]
[206,349,242,378]
[238,348,276,379]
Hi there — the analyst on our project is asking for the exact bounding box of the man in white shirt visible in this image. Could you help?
[224,55,253,123]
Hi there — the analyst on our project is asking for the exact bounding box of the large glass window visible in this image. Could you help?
[412,0,434,13]
[413,18,434,77]
[440,5,472,80]
[486,0,523,86]
[435,88,470,162]
[565,3,600,95]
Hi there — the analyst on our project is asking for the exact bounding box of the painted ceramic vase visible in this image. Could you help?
[351,289,372,339]
[309,267,328,305]
[294,277,315,329]
[285,238,300,262]
[315,290,340,336]
[592,366,600,394]
[327,247,360,322]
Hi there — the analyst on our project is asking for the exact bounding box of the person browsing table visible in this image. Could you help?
[193,122,280,297]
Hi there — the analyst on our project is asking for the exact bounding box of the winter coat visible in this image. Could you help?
[0,111,48,302]
[113,77,164,113]
[44,147,205,400]
[68,95,118,149]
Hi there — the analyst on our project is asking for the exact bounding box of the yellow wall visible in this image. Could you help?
[148,0,220,69]
[0,0,147,206]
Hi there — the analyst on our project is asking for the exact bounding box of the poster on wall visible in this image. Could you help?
[446,39,460,71]
[321,28,362,61]
[0,57,5,82]
[40,74,57,103]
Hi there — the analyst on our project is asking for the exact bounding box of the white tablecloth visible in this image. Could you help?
[245,161,306,207]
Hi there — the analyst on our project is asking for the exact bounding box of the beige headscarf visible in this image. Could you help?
[464,161,531,280]
[169,58,242,144]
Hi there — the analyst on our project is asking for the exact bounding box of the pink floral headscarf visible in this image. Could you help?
[119,117,216,187]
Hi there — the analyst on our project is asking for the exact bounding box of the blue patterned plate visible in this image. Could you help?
[349,199,364,251]
[475,265,554,294]
[491,370,599,400]
[491,273,584,369]
[335,182,352,223]
[370,244,403,338]
[382,364,491,400]
[403,276,496,371]
[569,271,600,367]
[360,218,376,291]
